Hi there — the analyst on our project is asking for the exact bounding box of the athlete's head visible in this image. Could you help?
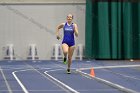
[67,14,73,23]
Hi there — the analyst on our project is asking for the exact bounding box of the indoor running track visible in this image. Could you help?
[0,60,140,93]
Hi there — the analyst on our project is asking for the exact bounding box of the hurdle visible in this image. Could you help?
[51,44,62,60]
[75,44,84,60]
[27,44,39,60]
[4,44,16,60]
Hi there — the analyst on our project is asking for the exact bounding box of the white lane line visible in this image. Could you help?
[45,69,64,72]
[54,63,77,70]
[12,68,51,93]
[76,70,139,93]
[0,66,13,93]
[44,71,79,93]
[12,70,29,93]
[78,64,140,81]
[78,64,140,70]
[24,64,73,93]
[0,90,23,92]
[12,65,71,93]
[105,69,140,81]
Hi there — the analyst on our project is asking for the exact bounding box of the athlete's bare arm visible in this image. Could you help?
[74,23,78,37]
[56,23,65,40]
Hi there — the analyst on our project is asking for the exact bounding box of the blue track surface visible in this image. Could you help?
[0,60,140,93]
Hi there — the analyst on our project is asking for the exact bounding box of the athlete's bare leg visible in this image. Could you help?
[62,43,69,59]
[68,46,75,70]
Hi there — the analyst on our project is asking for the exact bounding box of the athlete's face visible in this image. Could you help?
[67,14,73,22]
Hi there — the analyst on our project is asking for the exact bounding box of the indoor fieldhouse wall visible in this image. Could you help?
[0,1,85,60]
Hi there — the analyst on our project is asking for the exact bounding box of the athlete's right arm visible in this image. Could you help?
[56,23,64,40]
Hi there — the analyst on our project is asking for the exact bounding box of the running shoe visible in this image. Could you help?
[63,57,67,64]
[67,69,71,74]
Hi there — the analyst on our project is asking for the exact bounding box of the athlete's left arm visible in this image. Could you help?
[74,23,78,37]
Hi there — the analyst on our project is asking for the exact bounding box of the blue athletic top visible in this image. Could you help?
[62,22,75,47]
